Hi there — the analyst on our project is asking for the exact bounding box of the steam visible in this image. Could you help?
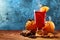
[0,0,8,22]
[48,16,52,21]
[36,0,42,8]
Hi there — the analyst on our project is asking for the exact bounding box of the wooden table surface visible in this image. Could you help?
[0,30,60,40]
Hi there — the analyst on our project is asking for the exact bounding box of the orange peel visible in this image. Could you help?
[40,6,49,12]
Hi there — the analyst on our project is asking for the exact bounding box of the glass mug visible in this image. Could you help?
[34,10,46,30]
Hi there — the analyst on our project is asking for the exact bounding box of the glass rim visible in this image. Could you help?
[34,10,46,13]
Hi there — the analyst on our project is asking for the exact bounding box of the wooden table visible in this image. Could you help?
[0,30,60,40]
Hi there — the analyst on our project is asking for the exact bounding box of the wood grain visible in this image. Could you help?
[0,30,60,40]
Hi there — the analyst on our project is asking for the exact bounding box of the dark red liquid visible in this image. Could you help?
[34,11,46,30]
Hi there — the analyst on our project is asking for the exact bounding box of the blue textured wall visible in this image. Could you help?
[0,0,60,30]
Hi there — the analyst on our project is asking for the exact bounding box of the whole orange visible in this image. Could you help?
[43,21,55,33]
[25,20,37,33]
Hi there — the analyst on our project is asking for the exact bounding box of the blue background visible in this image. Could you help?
[0,0,60,30]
